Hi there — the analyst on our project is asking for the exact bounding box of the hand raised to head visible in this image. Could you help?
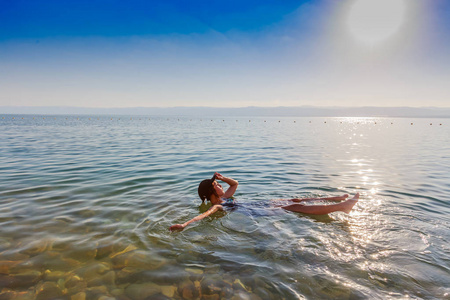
[214,172,225,181]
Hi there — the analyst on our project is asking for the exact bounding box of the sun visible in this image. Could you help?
[347,0,406,45]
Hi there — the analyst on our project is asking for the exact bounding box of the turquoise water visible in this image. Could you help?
[1,115,449,299]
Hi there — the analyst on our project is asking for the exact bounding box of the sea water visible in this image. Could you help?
[0,115,449,299]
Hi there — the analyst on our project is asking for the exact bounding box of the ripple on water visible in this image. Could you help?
[1,116,450,299]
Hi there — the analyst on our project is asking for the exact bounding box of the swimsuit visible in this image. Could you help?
[221,198,237,208]
[220,198,277,217]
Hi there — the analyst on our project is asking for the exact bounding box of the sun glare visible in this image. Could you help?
[347,0,406,45]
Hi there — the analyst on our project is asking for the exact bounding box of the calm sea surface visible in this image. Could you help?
[0,115,449,300]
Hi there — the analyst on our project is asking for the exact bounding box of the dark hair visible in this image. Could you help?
[198,174,217,201]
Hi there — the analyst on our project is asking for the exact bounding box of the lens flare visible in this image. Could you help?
[347,0,406,44]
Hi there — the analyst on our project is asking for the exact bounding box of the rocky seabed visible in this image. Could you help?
[0,238,276,300]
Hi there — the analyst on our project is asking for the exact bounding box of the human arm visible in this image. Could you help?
[169,204,223,231]
[215,172,238,199]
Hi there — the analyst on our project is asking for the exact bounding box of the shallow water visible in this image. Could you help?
[0,115,449,299]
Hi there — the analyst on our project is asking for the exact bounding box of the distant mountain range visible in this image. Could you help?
[1,106,450,118]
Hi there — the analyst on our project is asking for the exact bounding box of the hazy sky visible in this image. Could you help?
[1,0,449,108]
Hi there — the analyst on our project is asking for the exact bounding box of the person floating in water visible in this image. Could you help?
[169,173,359,231]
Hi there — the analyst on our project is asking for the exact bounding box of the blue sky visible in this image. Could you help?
[1,0,450,108]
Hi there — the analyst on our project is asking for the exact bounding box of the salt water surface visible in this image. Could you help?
[1,115,449,299]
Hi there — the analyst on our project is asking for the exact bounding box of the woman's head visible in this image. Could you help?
[198,174,224,201]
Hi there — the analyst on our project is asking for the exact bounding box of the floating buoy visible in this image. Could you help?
[22,117,24,119]
[264,120,266,122]
[223,120,225,122]
[391,122,393,124]
[43,117,45,119]
[12,117,15,119]
[374,122,377,124]
[249,120,251,122]
[411,123,413,125]
[294,121,296,123]
[324,121,327,123]
[430,123,432,125]
[278,120,280,123]
[440,124,442,126]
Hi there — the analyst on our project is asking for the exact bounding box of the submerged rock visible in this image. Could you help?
[178,280,197,300]
[125,282,161,300]
[233,278,251,293]
[160,285,177,298]
[0,252,29,262]
[98,296,116,300]
[13,270,43,286]
[0,289,34,300]
[20,238,53,256]
[202,294,220,300]
[110,244,138,258]
[230,291,262,300]
[75,262,111,280]
[204,264,221,274]
[0,261,20,275]
[0,270,42,289]
[111,250,166,270]
[254,287,274,299]
[65,274,83,289]
[85,286,110,299]
[67,281,87,295]
[115,266,138,284]
[71,292,86,300]
[0,289,15,300]
[186,267,204,281]
[87,270,116,287]
[65,274,88,295]
[201,277,223,295]
[185,267,204,275]
[221,287,234,298]
[95,243,115,259]
[35,281,64,300]
[29,251,80,271]
[110,288,125,297]
[44,269,66,281]
[66,247,98,262]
